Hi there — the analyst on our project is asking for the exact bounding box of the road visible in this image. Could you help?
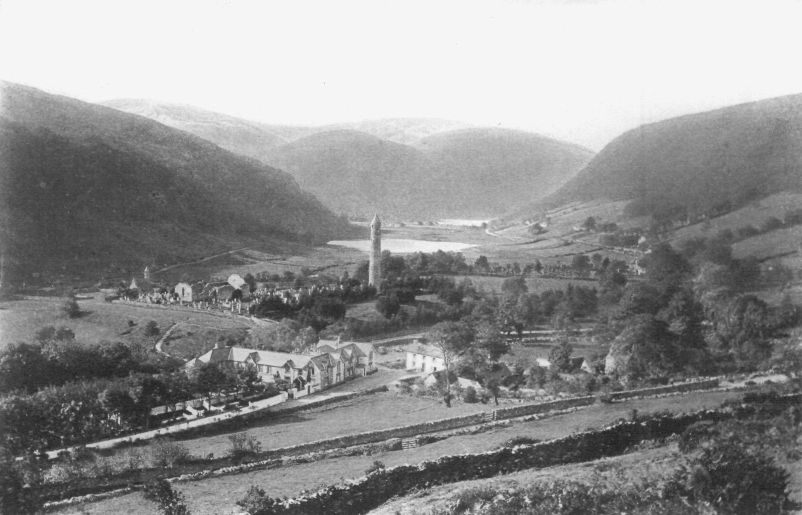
[154,247,250,274]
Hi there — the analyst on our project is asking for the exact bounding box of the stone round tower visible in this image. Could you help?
[369,214,382,287]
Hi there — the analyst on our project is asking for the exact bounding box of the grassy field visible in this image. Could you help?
[669,192,802,244]
[56,389,744,515]
[375,444,680,514]
[455,275,592,295]
[0,295,253,351]
[125,388,496,462]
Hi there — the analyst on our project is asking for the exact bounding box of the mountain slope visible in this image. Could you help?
[416,128,593,218]
[102,99,312,163]
[0,82,352,283]
[541,94,802,219]
[267,129,435,218]
[103,100,593,219]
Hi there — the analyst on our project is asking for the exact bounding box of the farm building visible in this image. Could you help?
[403,342,445,373]
[187,340,376,395]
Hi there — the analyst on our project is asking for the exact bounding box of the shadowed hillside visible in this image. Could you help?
[104,100,593,219]
[537,93,802,220]
[0,82,353,284]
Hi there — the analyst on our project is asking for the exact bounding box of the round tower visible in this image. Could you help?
[369,214,382,287]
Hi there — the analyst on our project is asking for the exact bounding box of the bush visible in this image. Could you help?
[462,386,478,403]
[143,478,190,515]
[227,432,263,463]
[237,485,282,514]
[668,442,790,514]
[365,460,386,474]
[151,440,191,469]
[63,295,81,318]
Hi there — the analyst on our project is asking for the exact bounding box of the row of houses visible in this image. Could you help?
[186,338,376,395]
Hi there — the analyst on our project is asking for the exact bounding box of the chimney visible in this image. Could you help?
[336,335,341,348]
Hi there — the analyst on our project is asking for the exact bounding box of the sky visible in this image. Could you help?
[2,0,802,150]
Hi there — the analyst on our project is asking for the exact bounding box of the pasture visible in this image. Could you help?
[0,295,253,351]
[56,389,743,515]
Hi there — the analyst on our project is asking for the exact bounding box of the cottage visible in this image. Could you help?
[403,342,445,373]
[186,339,375,394]
[316,337,376,375]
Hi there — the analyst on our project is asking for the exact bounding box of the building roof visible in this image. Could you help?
[402,343,444,359]
[248,349,312,369]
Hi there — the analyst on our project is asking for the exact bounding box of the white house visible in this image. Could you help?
[403,342,445,373]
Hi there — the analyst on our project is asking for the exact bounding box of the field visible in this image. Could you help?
[0,295,253,351]
[454,274,593,295]
[669,192,802,245]
[56,389,744,515]
[375,444,680,514]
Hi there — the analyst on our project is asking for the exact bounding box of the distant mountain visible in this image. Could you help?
[267,129,435,218]
[0,82,352,283]
[539,94,802,220]
[104,99,470,148]
[328,118,471,146]
[416,128,593,218]
[104,100,593,219]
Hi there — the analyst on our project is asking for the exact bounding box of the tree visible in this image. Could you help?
[715,295,773,368]
[62,295,81,318]
[192,363,229,406]
[474,255,490,273]
[427,321,475,398]
[474,322,509,361]
[548,338,574,373]
[98,387,137,427]
[501,276,528,299]
[571,254,591,275]
[129,375,167,429]
[243,273,256,292]
[606,314,678,380]
[144,320,160,339]
[375,294,401,319]
[0,343,50,393]
[642,243,692,300]
[0,448,43,515]
[582,216,596,232]
[143,478,190,515]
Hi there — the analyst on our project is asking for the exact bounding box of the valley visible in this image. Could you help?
[2,56,802,515]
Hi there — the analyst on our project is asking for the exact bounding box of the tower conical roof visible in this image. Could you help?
[371,213,381,226]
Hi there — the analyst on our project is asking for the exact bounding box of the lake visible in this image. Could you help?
[438,219,490,227]
[327,239,476,254]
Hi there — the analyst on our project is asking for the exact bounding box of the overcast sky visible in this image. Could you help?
[2,0,802,150]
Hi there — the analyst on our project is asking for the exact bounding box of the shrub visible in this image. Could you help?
[151,440,191,469]
[462,386,478,403]
[143,478,190,515]
[237,486,282,514]
[63,295,81,318]
[227,432,263,463]
[365,460,386,475]
[668,442,790,514]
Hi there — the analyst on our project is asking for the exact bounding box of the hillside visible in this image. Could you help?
[0,82,353,285]
[267,129,435,218]
[535,93,802,220]
[104,100,593,219]
[416,128,593,218]
[102,99,312,163]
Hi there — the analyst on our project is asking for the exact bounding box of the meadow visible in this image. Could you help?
[55,389,744,515]
[0,295,253,351]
